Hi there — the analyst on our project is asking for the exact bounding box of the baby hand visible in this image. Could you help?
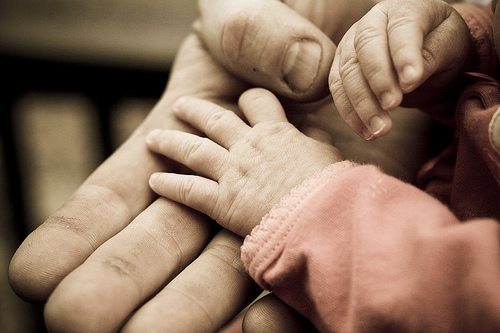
[146,88,343,236]
[329,0,472,140]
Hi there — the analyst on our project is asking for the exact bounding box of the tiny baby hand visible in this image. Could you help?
[146,88,343,236]
[329,0,472,140]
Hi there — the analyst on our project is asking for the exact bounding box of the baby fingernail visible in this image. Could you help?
[369,116,386,136]
[282,40,322,93]
[172,96,189,112]
[401,65,418,90]
[380,91,395,110]
[146,129,162,143]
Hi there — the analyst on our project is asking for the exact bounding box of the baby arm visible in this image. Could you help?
[146,88,343,236]
[329,0,473,140]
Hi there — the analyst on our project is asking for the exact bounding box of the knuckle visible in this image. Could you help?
[338,56,359,83]
[421,46,436,68]
[44,213,90,239]
[203,238,247,276]
[329,76,345,101]
[178,177,195,204]
[182,137,206,164]
[220,8,258,66]
[353,24,381,55]
[100,255,138,280]
[205,108,227,132]
[386,16,409,36]
[259,121,290,135]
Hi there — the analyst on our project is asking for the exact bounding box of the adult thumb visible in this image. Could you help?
[196,0,336,102]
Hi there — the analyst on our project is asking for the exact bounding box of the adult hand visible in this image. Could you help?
[10,34,257,333]
[196,0,378,102]
[7,0,342,331]
[8,0,431,332]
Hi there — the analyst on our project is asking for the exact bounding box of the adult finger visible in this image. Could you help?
[122,230,256,333]
[171,96,249,147]
[354,5,402,111]
[238,88,288,126]
[197,0,336,102]
[44,199,214,333]
[146,129,227,180]
[243,293,318,333]
[8,34,246,302]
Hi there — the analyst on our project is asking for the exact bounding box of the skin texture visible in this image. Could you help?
[329,0,472,140]
[7,0,436,332]
[147,89,343,237]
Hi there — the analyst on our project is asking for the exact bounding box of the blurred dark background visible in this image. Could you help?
[0,1,197,332]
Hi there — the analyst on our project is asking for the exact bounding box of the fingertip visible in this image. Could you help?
[146,129,163,145]
[8,249,53,302]
[238,88,287,125]
[379,90,402,111]
[148,173,162,189]
[239,88,275,104]
[363,114,392,141]
[171,96,190,113]
[399,65,421,92]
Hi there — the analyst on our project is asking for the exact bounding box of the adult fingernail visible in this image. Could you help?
[282,40,322,93]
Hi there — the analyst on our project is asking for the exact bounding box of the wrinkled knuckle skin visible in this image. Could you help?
[421,46,436,69]
[353,24,379,55]
[179,177,195,204]
[259,122,290,136]
[205,108,226,132]
[339,56,359,84]
[204,240,247,276]
[220,8,257,68]
[182,138,205,164]
[329,76,345,102]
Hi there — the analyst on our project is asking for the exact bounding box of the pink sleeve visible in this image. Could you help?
[241,161,500,333]
[453,3,496,74]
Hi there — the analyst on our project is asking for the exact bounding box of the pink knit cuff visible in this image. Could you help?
[241,161,357,288]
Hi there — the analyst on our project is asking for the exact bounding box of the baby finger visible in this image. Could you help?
[149,173,219,220]
[146,129,227,180]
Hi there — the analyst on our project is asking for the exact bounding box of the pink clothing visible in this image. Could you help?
[240,4,500,332]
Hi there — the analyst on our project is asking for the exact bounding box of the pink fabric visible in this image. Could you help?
[242,164,500,332]
[453,3,497,75]
[241,4,500,332]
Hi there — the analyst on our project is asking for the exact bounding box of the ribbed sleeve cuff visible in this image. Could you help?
[240,161,357,289]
